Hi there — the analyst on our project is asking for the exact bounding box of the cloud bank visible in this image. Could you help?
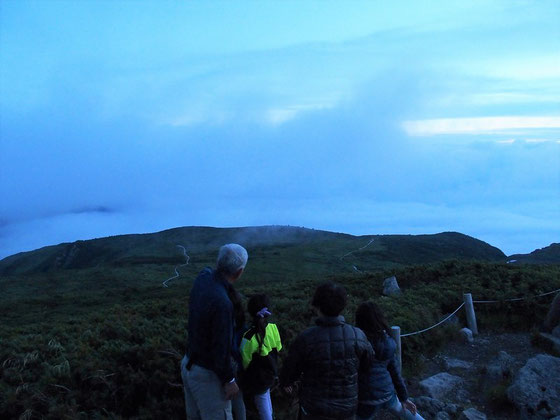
[1,1,559,258]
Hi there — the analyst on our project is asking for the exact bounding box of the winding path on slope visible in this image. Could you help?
[340,238,375,272]
[340,238,375,260]
[162,245,189,288]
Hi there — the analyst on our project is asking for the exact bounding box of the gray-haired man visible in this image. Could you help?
[181,243,248,420]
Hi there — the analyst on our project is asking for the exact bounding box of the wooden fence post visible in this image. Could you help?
[391,325,402,372]
[463,293,478,335]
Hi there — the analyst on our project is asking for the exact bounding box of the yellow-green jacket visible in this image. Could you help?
[239,323,282,395]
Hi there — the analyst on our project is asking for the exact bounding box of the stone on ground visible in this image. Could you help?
[507,354,560,418]
[419,372,464,400]
[383,276,401,296]
[444,357,473,370]
[412,396,445,416]
[459,327,474,343]
[483,351,515,388]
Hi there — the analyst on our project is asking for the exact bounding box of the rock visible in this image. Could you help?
[543,293,560,333]
[383,276,401,296]
[459,327,474,343]
[435,412,451,420]
[553,326,560,339]
[456,388,471,404]
[444,357,473,370]
[444,403,460,415]
[484,351,515,388]
[460,408,487,419]
[412,396,446,416]
[420,372,464,400]
[507,354,560,418]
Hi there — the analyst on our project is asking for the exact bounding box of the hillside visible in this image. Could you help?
[0,226,506,276]
[0,226,558,419]
[508,243,560,264]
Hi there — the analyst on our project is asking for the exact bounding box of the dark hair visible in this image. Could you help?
[247,293,270,319]
[311,282,347,316]
[247,294,271,352]
[355,301,391,339]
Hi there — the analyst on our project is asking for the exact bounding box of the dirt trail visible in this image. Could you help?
[162,245,189,288]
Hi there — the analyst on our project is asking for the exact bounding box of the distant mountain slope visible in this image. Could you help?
[0,226,506,276]
[370,232,505,265]
[508,243,560,264]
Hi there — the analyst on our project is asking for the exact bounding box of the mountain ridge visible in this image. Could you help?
[508,243,560,264]
[0,225,510,276]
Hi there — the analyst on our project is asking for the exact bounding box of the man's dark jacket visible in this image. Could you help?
[357,332,408,418]
[280,315,374,419]
[186,267,235,384]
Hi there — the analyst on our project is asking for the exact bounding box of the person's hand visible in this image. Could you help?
[224,381,239,400]
[402,399,417,415]
[283,385,294,395]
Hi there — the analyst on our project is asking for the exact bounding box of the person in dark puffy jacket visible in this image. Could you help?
[280,282,374,420]
[355,301,424,420]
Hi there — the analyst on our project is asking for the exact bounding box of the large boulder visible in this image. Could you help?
[420,372,464,400]
[507,354,560,418]
[383,276,401,296]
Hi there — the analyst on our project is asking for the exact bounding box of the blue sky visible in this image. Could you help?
[1,0,559,258]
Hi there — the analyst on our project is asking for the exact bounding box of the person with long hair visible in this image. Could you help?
[239,294,282,420]
[355,301,424,420]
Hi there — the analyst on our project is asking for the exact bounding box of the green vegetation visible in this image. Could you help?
[0,226,558,419]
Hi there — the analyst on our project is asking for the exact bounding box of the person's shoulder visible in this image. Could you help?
[243,326,258,341]
[297,324,327,344]
[372,333,395,358]
[192,267,213,285]
[346,323,368,340]
[292,325,316,342]
[384,333,397,350]
[266,323,279,332]
[266,323,282,342]
[197,267,213,279]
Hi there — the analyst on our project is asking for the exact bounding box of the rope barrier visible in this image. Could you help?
[401,303,465,337]
[473,288,560,304]
[162,245,189,288]
[399,288,559,337]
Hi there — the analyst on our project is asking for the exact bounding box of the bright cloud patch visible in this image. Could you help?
[403,116,560,136]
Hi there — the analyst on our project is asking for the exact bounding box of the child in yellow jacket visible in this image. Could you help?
[239,294,282,420]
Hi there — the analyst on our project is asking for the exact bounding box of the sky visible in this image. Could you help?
[1,0,559,259]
